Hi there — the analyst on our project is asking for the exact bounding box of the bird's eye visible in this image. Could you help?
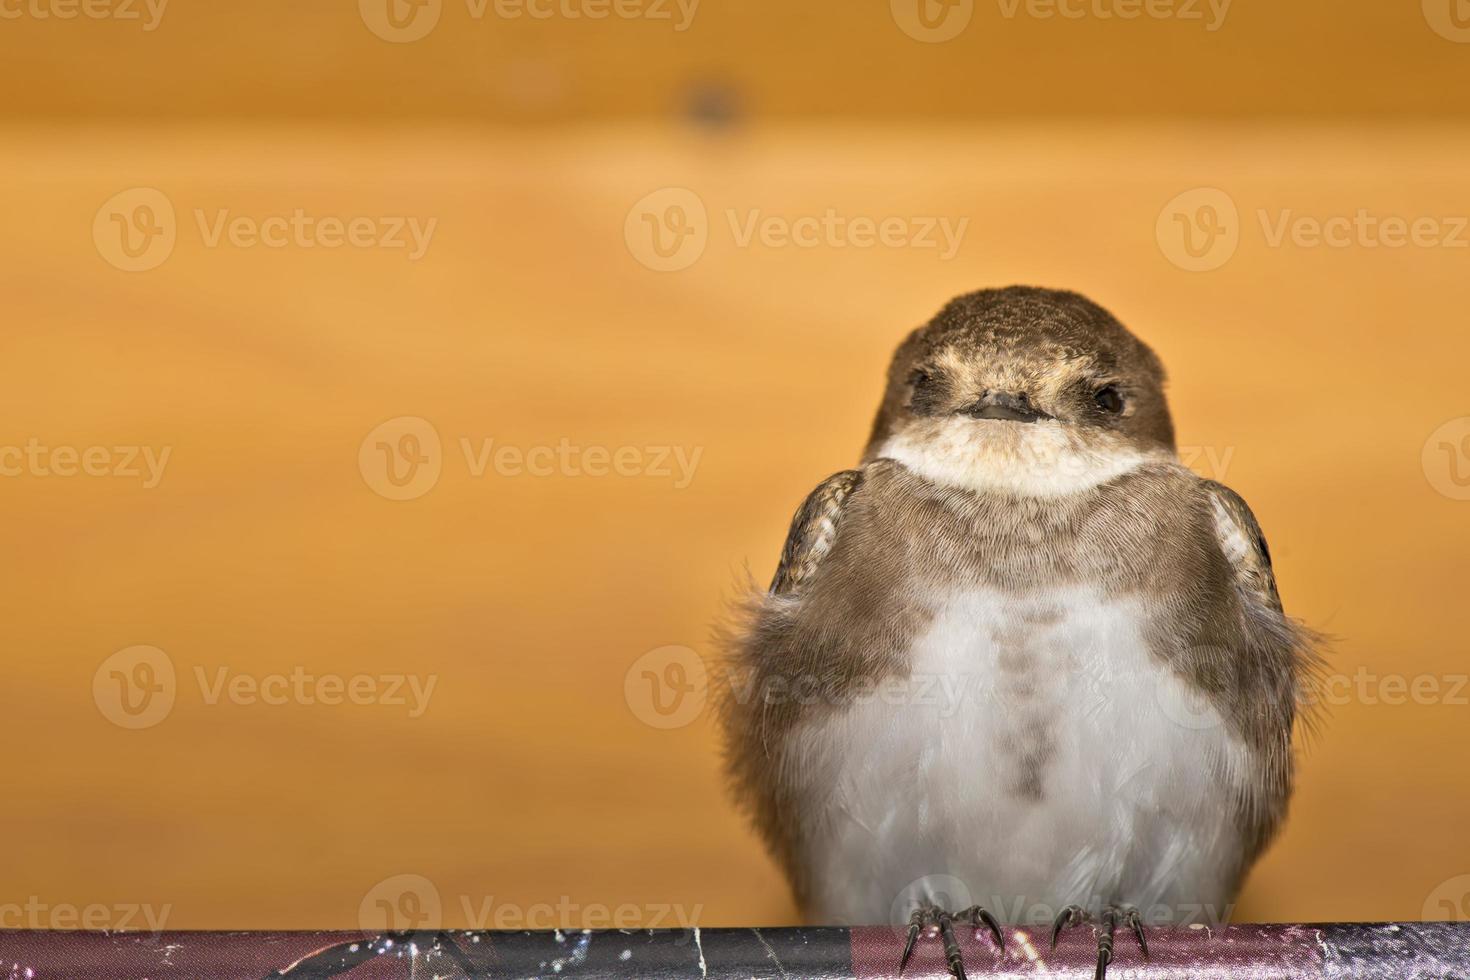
[1094,385,1125,414]
[907,368,947,415]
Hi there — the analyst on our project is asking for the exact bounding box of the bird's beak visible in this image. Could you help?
[959,391,1052,423]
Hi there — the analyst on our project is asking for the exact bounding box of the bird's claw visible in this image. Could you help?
[1049,904,1086,947]
[1126,907,1148,958]
[899,903,1004,980]
[965,905,1005,948]
[1050,904,1148,980]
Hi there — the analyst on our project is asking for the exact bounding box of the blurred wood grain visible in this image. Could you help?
[2,120,1469,929]
[1,1,1470,120]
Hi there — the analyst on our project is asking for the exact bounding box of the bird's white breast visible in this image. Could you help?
[786,586,1253,927]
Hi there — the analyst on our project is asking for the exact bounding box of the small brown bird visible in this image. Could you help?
[718,287,1317,979]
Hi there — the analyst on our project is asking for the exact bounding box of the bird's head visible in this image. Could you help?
[865,287,1176,496]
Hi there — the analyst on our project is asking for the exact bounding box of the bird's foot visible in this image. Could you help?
[1050,905,1147,980]
[899,903,1003,980]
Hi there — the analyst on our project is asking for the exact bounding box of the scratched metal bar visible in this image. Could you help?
[1,923,1467,979]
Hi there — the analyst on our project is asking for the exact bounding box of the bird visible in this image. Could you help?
[716,286,1317,980]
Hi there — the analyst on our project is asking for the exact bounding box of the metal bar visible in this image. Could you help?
[1,923,1467,979]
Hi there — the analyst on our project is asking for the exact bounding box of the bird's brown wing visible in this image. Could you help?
[1202,480,1283,614]
[1202,478,1324,870]
[769,469,864,595]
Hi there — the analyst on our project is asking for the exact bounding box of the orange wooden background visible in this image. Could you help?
[3,0,1470,933]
